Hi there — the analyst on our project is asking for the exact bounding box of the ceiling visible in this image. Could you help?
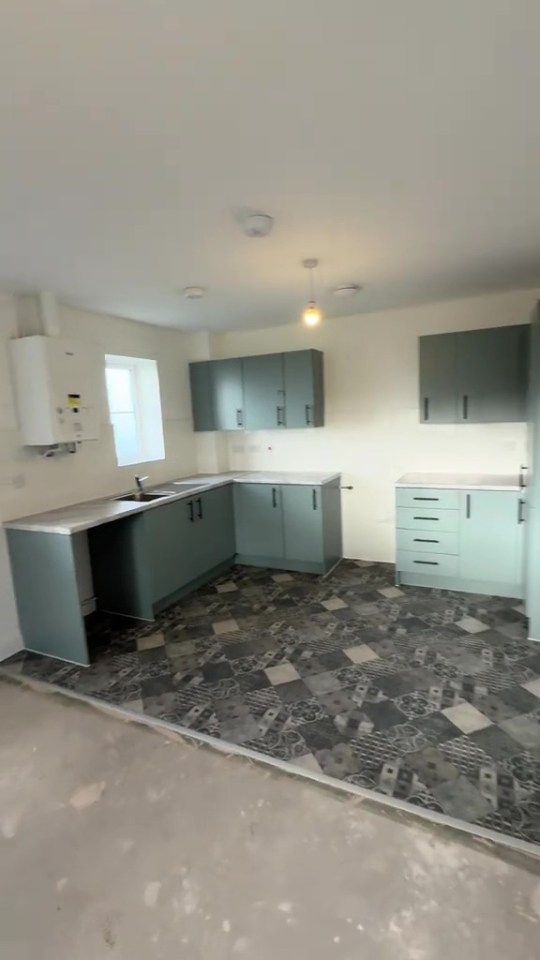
[1,0,540,331]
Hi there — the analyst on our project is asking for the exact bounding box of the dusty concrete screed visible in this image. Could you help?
[1,679,540,960]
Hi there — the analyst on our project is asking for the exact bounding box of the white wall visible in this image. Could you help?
[0,293,206,659]
[212,287,539,563]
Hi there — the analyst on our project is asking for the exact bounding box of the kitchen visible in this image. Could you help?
[1,284,540,849]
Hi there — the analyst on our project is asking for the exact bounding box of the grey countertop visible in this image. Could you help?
[396,472,522,491]
[4,470,341,535]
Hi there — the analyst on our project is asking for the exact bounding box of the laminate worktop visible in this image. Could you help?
[396,472,521,491]
[3,471,341,535]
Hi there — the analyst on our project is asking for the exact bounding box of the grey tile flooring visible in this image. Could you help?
[3,560,540,846]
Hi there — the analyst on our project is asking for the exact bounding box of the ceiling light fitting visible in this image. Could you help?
[183,286,206,299]
[302,258,322,328]
[332,283,362,298]
[242,213,274,238]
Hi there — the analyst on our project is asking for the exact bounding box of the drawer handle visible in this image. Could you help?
[188,500,195,523]
[413,516,439,521]
[236,408,243,428]
[518,499,525,524]
[413,496,439,501]
[305,404,312,425]
[197,497,203,520]
[413,560,439,566]
[466,493,471,519]
[312,488,317,510]
[272,487,278,508]
[414,538,439,543]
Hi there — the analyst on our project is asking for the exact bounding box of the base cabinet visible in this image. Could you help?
[234,479,342,574]
[89,485,235,619]
[396,486,524,598]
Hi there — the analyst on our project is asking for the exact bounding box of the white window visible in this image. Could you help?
[105,355,165,467]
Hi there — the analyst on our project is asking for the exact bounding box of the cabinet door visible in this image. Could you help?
[419,333,458,423]
[457,325,529,423]
[284,350,324,428]
[459,491,524,587]
[195,484,235,570]
[282,485,324,562]
[234,483,284,557]
[242,354,285,429]
[189,362,215,431]
[144,497,199,600]
[211,359,244,430]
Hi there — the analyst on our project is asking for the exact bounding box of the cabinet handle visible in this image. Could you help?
[462,395,469,420]
[423,397,429,421]
[197,497,203,520]
[305,404,312,425]
[413,560,439,566]
[312,488,317,510]
[236,408,243,428]
[413,496,439,501]
[276,405,285,426]
[466,493,471,519]
[413,516,439,521]
[188,500,195,523]
[519,465,527,489]
[272,487,278,508]
[414,538,439,543]
[518,499,525,523]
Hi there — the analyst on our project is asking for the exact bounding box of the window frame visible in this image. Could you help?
[104,354,165,468]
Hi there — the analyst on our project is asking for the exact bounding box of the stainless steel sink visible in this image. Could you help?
[115,492,171,503]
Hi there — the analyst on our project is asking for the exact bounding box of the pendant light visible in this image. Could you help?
[302,258,322,327]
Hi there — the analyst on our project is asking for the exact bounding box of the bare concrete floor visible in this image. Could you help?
[1,681,540,960]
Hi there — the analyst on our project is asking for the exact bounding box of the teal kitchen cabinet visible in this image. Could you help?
[188,359,243,431]
[189,361,214,432]
[234,478,342,574]
[242,354,285,430]
[233,482,284,558]
[211,358,244,430]
[89,488,235,619]
[283,350,324,428]
[6,528,90,665]
[189,350,325,431]
[419,324,529,424]
[192,484,236,573]
[459,490,524,592]
[456,326,529,423]
[282,484,324,565]
[396,485,524,598]
[419,333,458,423]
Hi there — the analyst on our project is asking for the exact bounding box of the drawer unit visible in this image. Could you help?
[395,481,524,599]
[396,529,459,555]
[396,551,459,577]
[396,487,460,510]
[396,506,459,532]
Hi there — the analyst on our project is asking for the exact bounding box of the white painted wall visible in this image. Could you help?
[212,288,540,563]
[0,293,206,659]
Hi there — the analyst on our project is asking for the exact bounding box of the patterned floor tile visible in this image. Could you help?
[3,558,539,847]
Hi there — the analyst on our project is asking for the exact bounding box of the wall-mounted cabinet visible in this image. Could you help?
[419,324,529,424]
[189,349,324,432]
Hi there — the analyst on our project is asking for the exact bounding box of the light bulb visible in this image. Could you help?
[302,302,322,327]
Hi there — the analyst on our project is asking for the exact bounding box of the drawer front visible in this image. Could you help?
[396,529,459,555]
[396,487,460,509]
[396,506,459,532]
[396,550,459,577]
